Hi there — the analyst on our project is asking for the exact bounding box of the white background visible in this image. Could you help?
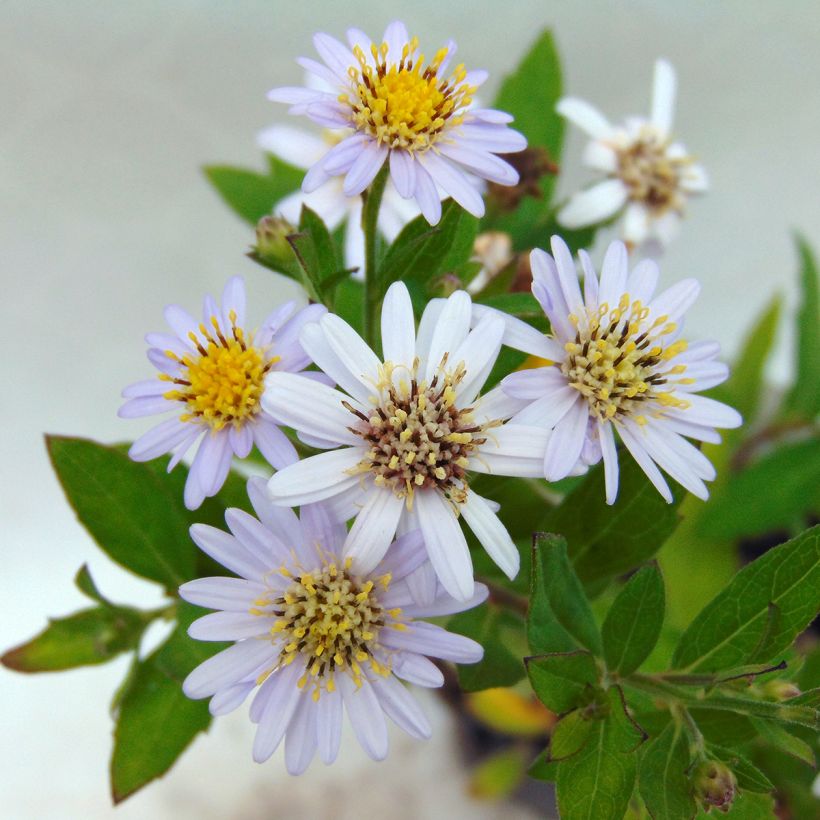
[2,2,819,817]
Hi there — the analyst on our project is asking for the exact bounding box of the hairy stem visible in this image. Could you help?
[361,165,389,348]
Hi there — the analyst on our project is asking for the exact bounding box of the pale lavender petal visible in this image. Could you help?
[183,639,273,699]
[129,417,190,461]
[371,675,431,740]
[338,674,389,761]
[343,141,388,196]
[253,664,304,763]
[344,489,405,574]
[543,397,589,481]
[389,146,416,198]
[380,622,483,664]
[252,419,299,469]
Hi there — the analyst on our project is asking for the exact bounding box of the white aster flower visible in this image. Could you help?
[500,236,742,504]
[556,59,708,248]
[119,277,326,509]
[263,282,552,601]
[267,20,526,225]
[257,123,421,274]
[181,480,486,772]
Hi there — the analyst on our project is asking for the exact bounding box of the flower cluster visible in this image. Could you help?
[117,20,738,775]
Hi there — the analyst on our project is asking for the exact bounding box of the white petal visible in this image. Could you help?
[626,258,660,303]
[414,489,474,601]
[338,674,389,761]
[598,420,620,504]
[424,290,472,380]
[246,476,302,544]
[650,59,677,136]
[320,314,382,391]
[461,493,519,579]
[666,394,742,429]
[405,582,489,619]
[312,32,354,82]
[257,125,326,168]
[509,384,579,428]
[617,422,673,503]
[372,675,431,740]
[502,365,567,401]
[128,417,190,461]
[681,163,709,193]
[189,523,268,581]
[381,282,417,369]
[344,489,404,574]
[374,529,427,581]
[209,682,254,716]
[380,622,483,664]
[417,152,485,217]
[382,20,410,61]
[284,692,318,775]
[189,611,273,641]
[543,397,589,481]
[392,652,444,688]
[623,202,651,245]
[252,419,298,470]
[638,423,709,500]
[582,140,617,172]
[316,686,343,764]
[649,279,701,323]
[471,302,563,360]
[225,507,290,566]
[558,179,629,229]
[343,141,388,196]
[267,448,364,506]
[473,384,530,425]
[437,143,518,186]
[183,639,273,699]
[451,314,504,402]
[253,664,305,763]
[550,235,586,316]
[389,149,416,198]
[179,576,266,611]
[118,395,172,419]
[413,162,442,225]
[556,97,612,139]
[598,240,629,309]
[319,133,369,176]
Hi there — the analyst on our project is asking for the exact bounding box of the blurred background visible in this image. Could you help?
[2,1,819,817]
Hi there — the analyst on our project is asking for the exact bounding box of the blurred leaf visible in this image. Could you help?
[332,278,365,335]
[203,155,303,225]
[638,722,696,820]
[527,534,578,655]
[548,709,594,762]
[534,534,602,654]
[156,601,227,682]
[688,711,758,748]
[526,650,599,714]
[671,525,820,672]
[782,236,820,420]
[602,563,665,676]
[541,458,682,589]
[465,687,554,737]
[448,603,525,691]
[469,747,528,800]
[47,436,195,589]
[287,204,342,303]
[110,649,211,803]
[74,563,112,606]
[555,686,644,820]
[488,30,565,249]
[708,745,774,793]
[2,607,146,673]
[377,199,478,294]
[750,718,815,767]
[697,437,820,540]
[693,694,817,730]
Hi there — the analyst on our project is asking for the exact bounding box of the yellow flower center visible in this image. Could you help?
[347,359,500,507]
[562,294,692,423]
[616,131,690,213]
[254,559,402,699]
[340,38,475,152]
[161,311,277,431]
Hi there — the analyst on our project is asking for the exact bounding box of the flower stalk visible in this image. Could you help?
[362,165,389,347]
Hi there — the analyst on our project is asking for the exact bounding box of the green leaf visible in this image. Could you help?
[693,694,818,730]
[782,236,820,419]
[672,525,820,672]
[203,155,303,225]
[332,278,365,335]
[110,649,211,803]
[489,30,564,249]
[750,718,815,767]
[47,436,196,589]
[74,563,112,606]
[447,603,525,691]
[287,204,342,303]
[377,199,478,294]
[698,438,820,540]
[555,686,644,820]
[541,457,682,589]
[708,745,774,793]
[687,711,758,748]
[534,534,602,655]
[548,709,595,761]
[638,722,696,820]
[526,650,600,713]
[2,606,146,673]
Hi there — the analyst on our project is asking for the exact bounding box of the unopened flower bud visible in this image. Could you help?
[692,759,737,813]
[254,215,295,268]
[761,679,801,701]
[467,231,514,294]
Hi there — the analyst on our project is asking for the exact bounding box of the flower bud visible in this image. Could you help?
[692,759,737,813]
[254,215,295,268]
[761,679,801,701]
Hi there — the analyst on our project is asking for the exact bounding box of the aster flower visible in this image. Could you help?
[119,277,325,509]
[181,479,486,772]
[257,123,421,274]
[267,20,526,225]
[263,282,553,601]
[499,236,742,504]
[556,59,708,247]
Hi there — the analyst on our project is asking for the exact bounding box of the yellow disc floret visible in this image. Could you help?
[339,37,476,152]
[562,294,691,422]
[161,311,277,430]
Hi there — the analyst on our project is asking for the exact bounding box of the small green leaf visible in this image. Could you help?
[672,525,820,672]
[526,650,599,714]
[110,649,211,803]
[555,686,643,820]
[287,204,342,303]
[638,722,696,820]
[782,236,820,419]
[447,603,525,691]
[332,278,365,335]
[541,457,682,589]
[693,693,818,730]
[2,607,146,673]
[548,709,595,761]
[750,718,815,767]
[536,534,602,655]
[377,199,478,294]
[527,534,578,655]
[74,563,112,606]
[602,564,665,676]
[708,745,774,793]
[47,436,196,589]
[203,156,303,225]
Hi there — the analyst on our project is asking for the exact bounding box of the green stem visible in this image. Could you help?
[361,165,389,347]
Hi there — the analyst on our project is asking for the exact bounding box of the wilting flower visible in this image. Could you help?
[556,59,708,247]
[257,123,422,274]
[119,277,325,509]
[181,480,486,772]
[267,20,526,224]
[263,282,552,601]
[500,236,741,504]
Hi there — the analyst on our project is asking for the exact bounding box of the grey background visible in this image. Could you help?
[2,2,818,817]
